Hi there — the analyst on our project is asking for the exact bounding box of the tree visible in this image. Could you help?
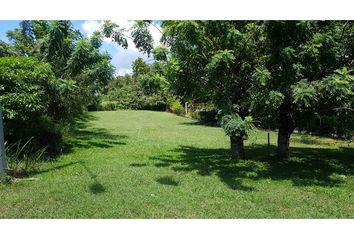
[132,57,150,78]
[6,20,114,113]
[161,21,265,160]
[2,21,115,152]
[0,40,18,57]
[263,21,354,159]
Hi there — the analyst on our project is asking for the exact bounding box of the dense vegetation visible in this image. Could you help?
[99,58,170,111]
[0,21,114,156]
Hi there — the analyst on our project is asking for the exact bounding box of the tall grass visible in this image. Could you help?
[5,137,47,178]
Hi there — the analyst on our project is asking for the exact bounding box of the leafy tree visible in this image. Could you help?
[161,21,265,160]
[2,21,115,153]
[0,40,18,57]
[263,21,354,159]
[6,20,114,112]
[132,57,150,77]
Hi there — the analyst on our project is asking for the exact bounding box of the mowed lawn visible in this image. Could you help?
[1,110,354,218]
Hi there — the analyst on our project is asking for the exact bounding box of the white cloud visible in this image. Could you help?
[80,20,162,75]
[81,20,102,38]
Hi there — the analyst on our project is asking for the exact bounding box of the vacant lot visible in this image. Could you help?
[1,110,353,218]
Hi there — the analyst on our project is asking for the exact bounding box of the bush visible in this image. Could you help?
[0,57,60,150]
[189,102,218,124]
[167,96,184,116]
[140,95,166,111]
[98,101,119,111]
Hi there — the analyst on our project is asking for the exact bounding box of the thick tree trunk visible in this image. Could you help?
[230,136,245,160]
[277,128,291,159]
[277,102,295,159]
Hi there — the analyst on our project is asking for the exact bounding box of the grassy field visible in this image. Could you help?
[1,110,354,218]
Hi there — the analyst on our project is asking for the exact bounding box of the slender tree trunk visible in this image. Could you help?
[230,136,245,160]
[277,102,295,159]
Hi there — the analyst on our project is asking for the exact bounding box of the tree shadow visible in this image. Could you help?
[62,114,128,154]
[79,162,106,194]
[156,176,179,186]
[130,163,148,167]
[32,160,106,194]
[150,147,255,191]
[33,161,81,175]
[179,121,219,128]
[150,144,354,190]
[292,135,329,145]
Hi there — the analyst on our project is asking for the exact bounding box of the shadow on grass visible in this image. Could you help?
[63,114,128,154]
[292,135,329,145]
[33,161,81,175]
[179,120,219,128]
[156,176,179,186]
[33,160,106,194]
[130,163,148,167]
[150,144,354,190]
[79,162,106,194]
[151,147,255,191]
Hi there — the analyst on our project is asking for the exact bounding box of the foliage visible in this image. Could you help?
[131,21,154,56]
[1,21,115,154]
[166,96,184,116]
[152,45,169,61]
[5,137,47,178]
[102,21,128,49]
[140,72,169,95]
[101,74,167,111]
[0,57,52,124]
[0,57,67,153]
[220,114,255,139]
[0,40,18,57]
[189,102,218,124]
[98,101,120,111]
[132,57,150,77]
[103,20,156,56]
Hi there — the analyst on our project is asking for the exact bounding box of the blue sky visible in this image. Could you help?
[0,20,161,75]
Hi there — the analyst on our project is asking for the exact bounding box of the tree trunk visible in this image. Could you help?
[277,102,295,159]
[277,128,291,159]
[230,136,245,160]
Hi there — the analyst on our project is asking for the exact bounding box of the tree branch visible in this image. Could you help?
[334,107,354,112]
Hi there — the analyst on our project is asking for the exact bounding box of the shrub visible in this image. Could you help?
[167,96,184,116]
[99,101,119,111]
[189,102,218,124]
[140,95,166,111]
[0,57,83,154]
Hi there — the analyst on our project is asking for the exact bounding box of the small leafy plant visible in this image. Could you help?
[220,114,255,139]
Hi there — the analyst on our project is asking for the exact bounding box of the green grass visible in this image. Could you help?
[1,110,354,218]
